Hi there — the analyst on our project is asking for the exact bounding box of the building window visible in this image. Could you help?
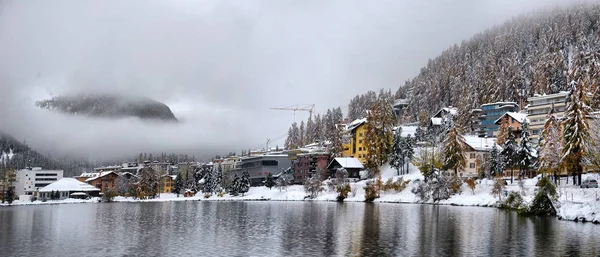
[470,163,476,169]
[470,153,476,159]
[359,147,362,151]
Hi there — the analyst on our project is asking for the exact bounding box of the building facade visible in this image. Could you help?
[462,137,501,178]
[493,112,529,139]
[293,153,330,183]
[342,118,367,164]
[527,92,569,142]
[161,175,176,193]
[85,171,119,193]
[14,167,64,197]
[233,154,293,186]
[476,102,519,137]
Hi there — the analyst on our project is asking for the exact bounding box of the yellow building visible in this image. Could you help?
[342,119,368,164]
[161,175,176,193]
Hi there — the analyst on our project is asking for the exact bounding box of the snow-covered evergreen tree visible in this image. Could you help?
[489,144,503,178]
[501,131,518,183]
[364,90,395,176]
[442,126,467,176]
[562,80,591,185]
[229,174,240,196]
[263,173,275,190]
[299,121,306,147]
[389,127,404,176]
[238,171,251,196]
[538,104,562,179]
[517,121,535,178]
[137,167,160,199]
[402,135,415,174]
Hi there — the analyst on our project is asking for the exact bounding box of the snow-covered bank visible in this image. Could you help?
[3,166,600,224]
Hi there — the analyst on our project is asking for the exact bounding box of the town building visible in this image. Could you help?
[493,112,530,139]
[393,98,409,121]
[14,167,63,197]
[326,157,365,182]
[462,136,502,178]
[38,178,101,200]
[342,118,368,164]
[527,91,569,142]
[161,175,176,193]
[292,152,330,183]
[429,107,457,128]
[84,171,119,193]
[475,102,519,137]
[233,154,293,186]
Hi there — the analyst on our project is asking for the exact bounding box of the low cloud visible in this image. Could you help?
[0,0,576,162]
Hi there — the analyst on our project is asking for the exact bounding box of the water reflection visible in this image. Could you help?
[0,202,599,256]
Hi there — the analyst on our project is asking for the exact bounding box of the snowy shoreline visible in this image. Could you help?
[3,166,599,224]
[2,184,598,224]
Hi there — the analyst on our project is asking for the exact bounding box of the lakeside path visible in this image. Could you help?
[3,166,600,224]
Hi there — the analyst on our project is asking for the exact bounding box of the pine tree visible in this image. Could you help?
[402,135,416,175]
[238,171,250,196]
[517,121,535,178]
[538,104,562,182]
[562,80,591,186]
[173,173,183,196]
[364,90,395,176]
[229,174,240,196]
[496,119,510,145]
[263,173,275,190]
[442,126,467,176]
[5,186,14,204]
[284,127,293,150]
[389,127,404,176]
[489,144,502,178]
[501,132,518,184]
[306,116,314,144]
[329,124,344,157]
[203,163,223,194]
[299,121,306,147]
[137,167,160,199]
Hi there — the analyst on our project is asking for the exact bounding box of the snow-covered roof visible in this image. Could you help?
[346,118,367,132]
[394,126,418,137]
[393,98,409,106]
[430,117,443,125]
[39,178,101,192]
[494,112,529,125]
[463,136,502,152]
[84,171,117,182]
[433,107,458,118]
[481,101,518,107]
[329,157,364,169]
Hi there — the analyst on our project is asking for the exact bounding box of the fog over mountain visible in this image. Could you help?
[0,0,580,162]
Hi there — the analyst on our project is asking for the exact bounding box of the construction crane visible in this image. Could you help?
[270,104,315,122]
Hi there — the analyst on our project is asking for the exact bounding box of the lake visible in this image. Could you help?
[0,201,598,256]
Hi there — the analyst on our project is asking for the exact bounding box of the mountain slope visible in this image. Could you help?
[0,132,93,176]
[36,94,178,122]
[395,3,600,124]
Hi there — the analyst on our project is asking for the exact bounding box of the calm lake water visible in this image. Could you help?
[0,201,598,256]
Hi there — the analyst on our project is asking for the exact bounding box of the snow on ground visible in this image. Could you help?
[3,166,600,224]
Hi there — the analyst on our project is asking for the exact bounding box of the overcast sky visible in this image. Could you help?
[0,0,579,162]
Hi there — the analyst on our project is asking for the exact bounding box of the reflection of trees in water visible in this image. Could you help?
[359,203,385,256]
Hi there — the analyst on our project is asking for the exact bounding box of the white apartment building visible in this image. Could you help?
[527,91,569,142]
[14,167,64,196]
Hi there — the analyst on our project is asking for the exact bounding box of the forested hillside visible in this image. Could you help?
[0,133,94,176]
[396,4,600,123]
[284,3,600,147]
